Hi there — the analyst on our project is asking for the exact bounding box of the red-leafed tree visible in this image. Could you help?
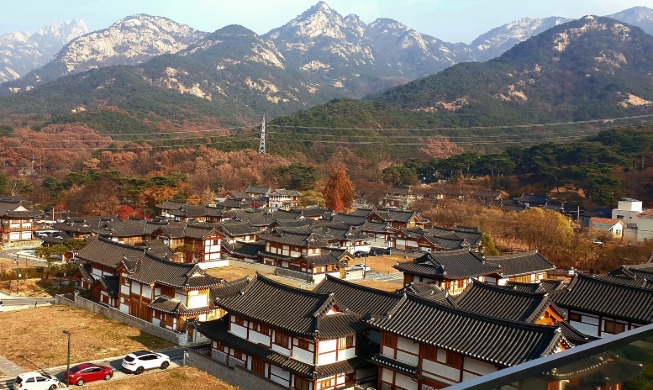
[323,168,354,212]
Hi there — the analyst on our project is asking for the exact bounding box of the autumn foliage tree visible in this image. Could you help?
[323,168,354,212]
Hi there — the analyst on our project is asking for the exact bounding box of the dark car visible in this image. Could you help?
[353,251,368,258]
[369,247,391,256]
[64,362,113,386]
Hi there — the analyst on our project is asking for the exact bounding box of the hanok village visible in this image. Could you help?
[2,189,653,390]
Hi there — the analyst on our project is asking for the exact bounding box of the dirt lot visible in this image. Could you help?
[0,278,65,297]
[364,253,410,274]
[351,278,403,292]
[90,366,238,389]
[0,305,173,369]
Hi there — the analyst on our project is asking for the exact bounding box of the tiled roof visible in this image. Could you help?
[245,186,271,195]
[555,321,598,345]
[143,238,176,259]
[74,237,154,269]
[124,255,223,289]
[299,249,348,266]
[367,294,565,367]
[484,251,556,277]
[360,221,396,234]
[422,235,468,250]
[214,274,364,338]
[453,280,554,323]
[398,283,453,304]
[371,209,417,223]
[156,200,185,210]
[258,229,329,248]
[209,276,252,303]
[545,353,642,383]
[235,210,272,227]
[370,354,418,376]
[97,275,120,298]
[313,275,405,317]
[505,281,544,293]
[428,226,482,247]
[331,213,367,226]
[540,280,566,292]
[217,221,259,236]
[95,218,159,238]
[551,273,653,323]
[273,219,311,228]
[53,216,118,234]
[198,319,371,379]
[515,194,548,204]
[394,249,500,279]
[293,208,331,219]
[147,296,213,315]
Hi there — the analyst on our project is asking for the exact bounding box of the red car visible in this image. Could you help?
[64,363,113,386]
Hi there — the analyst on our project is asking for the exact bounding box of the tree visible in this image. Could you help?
[418,136,464,160]
[300,190,326,208]
[479,233,499,256]
[323,168,354,212]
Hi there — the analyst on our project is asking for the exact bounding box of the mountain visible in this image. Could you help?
[468,17,570,61]
[0,19,88,83]
[608,6,653,35]
[3,14,207,93]
[275,16,653,130]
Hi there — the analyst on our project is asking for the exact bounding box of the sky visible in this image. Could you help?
[2,0,653,43]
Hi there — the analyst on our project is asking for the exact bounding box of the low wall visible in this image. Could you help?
[228,259,276,273]
[185,348,285,389]
[55,294,187,345]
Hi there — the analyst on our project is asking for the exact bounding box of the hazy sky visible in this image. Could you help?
[2,0,653,43]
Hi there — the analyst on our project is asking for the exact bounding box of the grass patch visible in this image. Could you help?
[0,305,173,369]
[90,366,238,389]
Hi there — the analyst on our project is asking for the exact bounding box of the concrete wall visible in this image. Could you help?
[186,348,286,389]
[54,294,187,345]
[228,258,276,273]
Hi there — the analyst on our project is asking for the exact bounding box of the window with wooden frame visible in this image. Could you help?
[456,279,465,289]
[445,350,463,369]
[604,319,626,334]
[296,338,310,350]
[294,376,310,390]
[382,332,397,349]
[254,323,270,336]
[344,372,355,383]
[567,312,581,322]
[232,349,243,360]
[251,358,266,377]
[233,316,245,327]
[339,335,354,349]
[274,331,289,348]
[319,378,334,388]
[421,344,438,361]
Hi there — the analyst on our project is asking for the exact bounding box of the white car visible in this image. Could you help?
[121,350,170,374]
[351,264,371,272]
[13,371,60,390]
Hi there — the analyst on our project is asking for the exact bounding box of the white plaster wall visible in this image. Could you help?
[292,347,314,364]
[249,330,271,345]
[395,372,418,390]
[230,323,248,339]
[570,320,599,337]
[422,360,459,382]
[464,357,496,375]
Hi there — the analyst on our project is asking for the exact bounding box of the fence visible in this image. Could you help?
[54,294,188,345]
[185,348,286,389]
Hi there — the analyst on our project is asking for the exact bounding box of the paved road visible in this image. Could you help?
[0,346,187,389]
[0,296,55,312]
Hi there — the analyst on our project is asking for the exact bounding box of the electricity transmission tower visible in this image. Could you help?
[258,115,266,154]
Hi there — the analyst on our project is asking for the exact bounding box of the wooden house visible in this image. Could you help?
[52,216,118,240]
[198,274,376,390]
[394,249,500,295]
[453,280,565,325]
[367,294,569,389]
[73,237,175,308]
[117,251,224,336]
[0,197,43,245]
[152,221,223,264]
[551,273,653,337]
[483,250,556,285]
[258,226,353,282]
[94,218,166,246]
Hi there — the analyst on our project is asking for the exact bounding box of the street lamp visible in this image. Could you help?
[63,330,71,388]
[15,260,19,295]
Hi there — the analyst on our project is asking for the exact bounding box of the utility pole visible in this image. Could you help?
[258,115,266,154]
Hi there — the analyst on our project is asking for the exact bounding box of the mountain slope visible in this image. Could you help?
[3,14,206,93]
[0,19,88,83]
[275,16,653,130]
